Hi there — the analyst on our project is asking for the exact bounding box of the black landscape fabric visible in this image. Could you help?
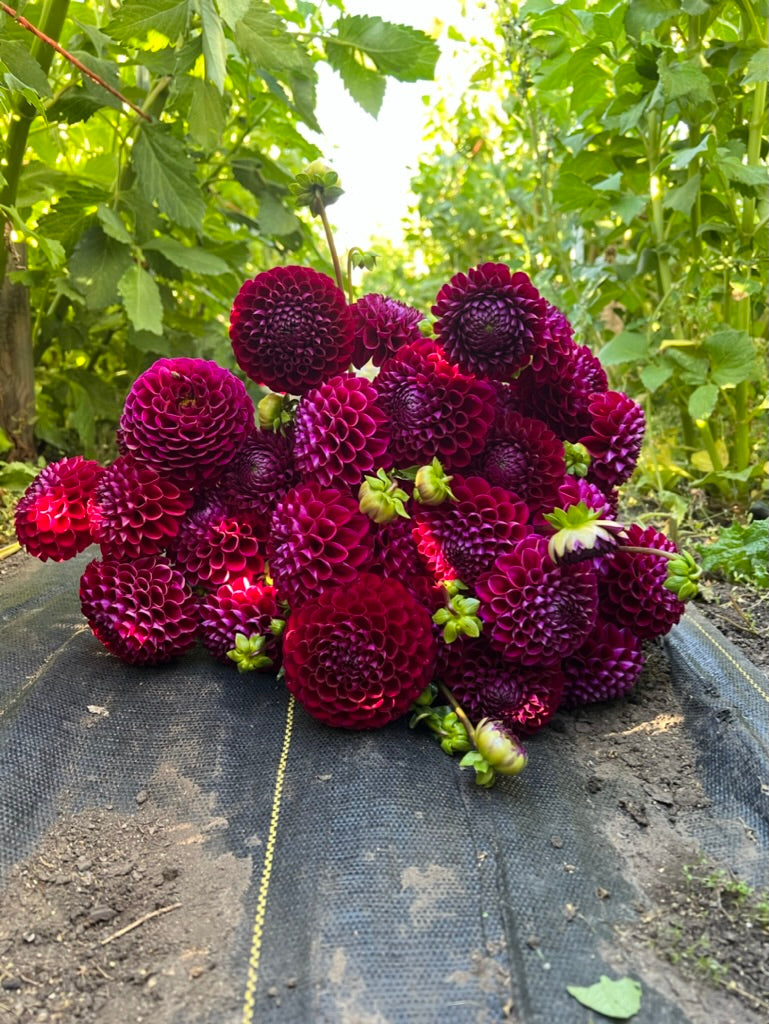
[0,551,767,1024]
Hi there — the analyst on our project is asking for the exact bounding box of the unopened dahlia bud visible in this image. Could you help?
[358,468,410,524]
[563,441,591,478]
[226,632,274,673]
[473,719,528,776]
[544,501,626,563]
[414,457,456,505]
[664,550,701,601]
[458,751,497,788]
[289,161,344,216]
[258,392,286,430]
[432,591,483,643]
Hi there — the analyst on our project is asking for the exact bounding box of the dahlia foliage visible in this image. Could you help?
[15,206,701,785]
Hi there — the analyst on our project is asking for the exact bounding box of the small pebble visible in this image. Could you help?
[135,790,148,806]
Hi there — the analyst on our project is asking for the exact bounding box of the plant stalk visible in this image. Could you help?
[316,197,344,292]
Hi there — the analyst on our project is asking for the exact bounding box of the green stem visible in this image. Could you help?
[316,197,344,291]
[437,683,476,742]
[696,419,724,473]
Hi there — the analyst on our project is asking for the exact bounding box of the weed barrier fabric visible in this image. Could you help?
[0,552,766,1024]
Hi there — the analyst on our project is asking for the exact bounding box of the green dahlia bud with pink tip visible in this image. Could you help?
[358,467,410,524]
[473,719,528,776]
[413,457,456,505]
[563,440,591,478]
[226,632,274,673]
[544,501,627,564]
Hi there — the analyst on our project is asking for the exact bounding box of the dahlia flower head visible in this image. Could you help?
[15,456,103,561]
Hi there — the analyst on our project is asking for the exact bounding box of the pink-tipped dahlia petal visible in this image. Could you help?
[268,481,375,609]
[532,300,576,371]
[282,572,436,729]
[581,391,645,489]
[350,293,424,368]
[556,476,618,520]
[599,524,685,639]
[432,263,549,380]
[15,456,104,561]
[88,455,193,560]
[229,265,355,395]
[560,621,645,708]
[218,428,298,516]
[413,475,531,585]
[79,556,198,665]
[199,577,282,665]
[171,497,268,591]
[293,372,391,489]
[475,409,566,513]
[441,635,565,735]
[375,338,495,471]
[476,535,598,665]
[373,514,442,606]
[119,357,255,487]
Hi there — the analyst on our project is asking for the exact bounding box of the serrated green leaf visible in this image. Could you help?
[704,329,757,387]
[688,383,719,421]
[325,39,386,116]
[669,136,711,170]
[66,383,96,452]
[217,0,251,31]
[200,0,227,92]
[625,0,678,38]
[236,1,311,73]
[188,77,226,150]
[257,192,301,236]
[75,51,125,111]
[69,226,134,309]
[106,0,189,43]
[132,126,206,229]
[742,48,769,85]
[640,362,673,392]
[328,15,439,83]
[717,155,767,188]
[598,331,649,366]
[663,173,700,215]
[698,520,769,588]
[142,237,230,275]
[0,40,51,96]
[567,975,642,1018]
[97,204,133,244]
[118,265,164,335]
[660,59,714,105]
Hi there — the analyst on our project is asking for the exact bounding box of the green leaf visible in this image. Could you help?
[598,331,649,366]
[200,0,227,92]
[688,383,719,421]
[217,0,251,31]
[118,265,164,335]
[325,41,386,116]
[663,173,700,215]
[743,48,769,85]
[106,0,190,43]
[236,2,312,73]
[97,204,133,244]
[132,126,206,229]
[660,59,713,105]
[328,15,439,83]
[187,77,227,150]
[0,40,52,97]
[640,362,673,392]
[567,975,642,1018]
[142,237,230,275]
[669,137,711,171]
[704,329,757,387]
[69,226,134,309]
[624,0,678,38]
[698,520,769,589]
[257,192,302,236]
[717,154,767,188]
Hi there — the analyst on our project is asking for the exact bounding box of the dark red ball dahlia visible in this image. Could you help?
[581,391,645,489]
[15,456,104,561]
[373,514,442,607]
[441,635,565,735]
[119,357,255,487]
[432,263,548,380]
[413,475,530,585]
[282,572,436,729]
[556,476,618,519]
[350,293,424,368]
[199,577,282,665]
[79,556,198,665]
[218,427,298,516]
[533,300,576,371]
[560,620,645,708]
[476,534,598,665]
[88,455,193,560]
[474,409,566,513]
[229,265,355,395]
[268,481,375,608]
[375,338,495,471]
[293,372,391,489]
[598,524,685,639]
[171,497,268,590]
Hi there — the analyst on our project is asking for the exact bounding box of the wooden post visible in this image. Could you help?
[0,240,36,460]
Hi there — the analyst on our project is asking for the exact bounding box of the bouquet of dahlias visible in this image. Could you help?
[14,168,700,787]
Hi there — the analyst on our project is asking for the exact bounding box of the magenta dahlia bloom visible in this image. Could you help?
[218,428,298,516]
[350,293,424,368]
[119,357,254,487]
[432,263,548,380]
[599,524,685,639]
[557,476,617,520]
[171,497,268,590]
[474,409,566,513]
[229,265,355,395]
[413,475,530,585]
[373,515,442,607]
[441,636,565,735]
[282,572,436,729]
[375,338,495,471]
[476,534,598,665]
[561,621,645,708]
[533,300,576,371]
[581,391,645,489]
[88,455,193,560]
[15,456,104,561]
[79,556,198,665]
[293,372,391,489]
[199,577,282,665]
[268,481,375,608]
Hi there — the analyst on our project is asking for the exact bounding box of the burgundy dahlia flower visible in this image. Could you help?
[413,475,530,585]
[476,534,598,665]
[598,524,685,639]
[581,391,646,489]
[560,620,645,708]
[15,456,104,561]
[268,481,375,609]
[373,514,442,607]
[557,476,618,520]
[199,577,282,665]
[441,635,565,735]
[350,292,424,368]
[229,265,355,395]
[293,372,391,489]
[282,572,436,729]
[375,338,495,471]
[475,409,566,512]
[88,455,193,560]
[171,497,268,590]
[218,428,298,516]
[79,556,198,665]
[432,262,548,380]
[533,300,576,371]
[119,357,254,487]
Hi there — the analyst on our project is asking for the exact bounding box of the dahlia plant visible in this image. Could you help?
[14,165,702,787]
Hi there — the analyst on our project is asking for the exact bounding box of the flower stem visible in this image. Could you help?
[437,682,476,742]
[617,545,675,560]
[316,197,344,292]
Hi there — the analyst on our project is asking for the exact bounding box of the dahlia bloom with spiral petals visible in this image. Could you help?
[199,577,282,665]
[282,573,436,729]
[560,620,645,707]
[171,497,269,590]
[373,514,441,608]
[218,428,298,516]
[581,391,646,490]
[15,456,104,561]
[229,265,355,395]
[79,556,198,665]
[350,293,424,368]
[475,409,566,513]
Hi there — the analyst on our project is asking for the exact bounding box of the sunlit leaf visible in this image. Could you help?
[328,15,439,82]
[598,331,649,366]
[688,383,719,421]
[142,237,230,275]
[132,126,206,229]
[704,329,757,387]
[118,265,164,335]
[106,0,190,43]
[0,40,52,96]
[200,0,227,93]
[567,975,642,1018]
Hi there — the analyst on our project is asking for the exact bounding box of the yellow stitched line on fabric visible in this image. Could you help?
[687,614,769,705]
[241,694,295,1024]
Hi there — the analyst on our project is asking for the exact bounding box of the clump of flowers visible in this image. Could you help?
[14,166,700,788]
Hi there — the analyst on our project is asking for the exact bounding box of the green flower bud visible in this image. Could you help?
[543,502,626,563]
[413,682,438,707]
[563,441,591,478]
[432,590,483,644]
[459,751,497,787]
[358,468,410,524]
[473,719,528,776]
[289,161,344,216]
[664,550,701,601]
[226,633,274,673]
[414,457,456,505]
[258,392,285,431]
